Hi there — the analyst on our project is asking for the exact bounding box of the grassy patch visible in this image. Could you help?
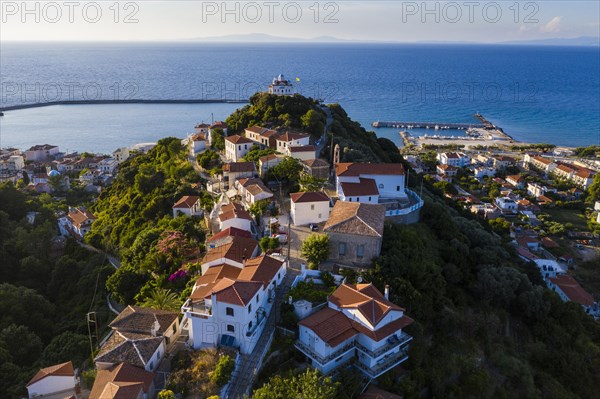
[572,259,600,298]
[545,208,588,230]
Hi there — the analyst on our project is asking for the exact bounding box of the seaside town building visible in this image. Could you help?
[290,191,331,226]
[285,144,316,161]
[213,202,256,234]
[323,201,386,268]
[258,154,284,177]
[65,207,97,238]
[222,162,257,188]
[302,158,329,179]
[26,361,78,399]
[295,283,413,378]
[94,306,180,372]
[182,253,287,354]
[437,152,470,167]
[89,363,155,399]
[172,195,203,217]
[235,177,274,205]
[24,144,59,162]
[547,275,599,319]
[524,154,556,173]
[268,74,294,96]
[225,135,253,162]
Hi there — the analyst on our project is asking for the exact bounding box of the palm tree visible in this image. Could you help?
[140,288,181,311]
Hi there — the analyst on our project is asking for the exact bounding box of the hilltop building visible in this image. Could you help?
[295,283,413,378]
[268,74,294,96]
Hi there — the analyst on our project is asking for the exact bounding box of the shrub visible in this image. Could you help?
[211,354,235,386]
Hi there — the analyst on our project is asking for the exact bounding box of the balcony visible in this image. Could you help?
[355,331,412,359]
[295,340,355,366]
[181,299,212,318]
[354,348,409,378]
[246,308,267,337]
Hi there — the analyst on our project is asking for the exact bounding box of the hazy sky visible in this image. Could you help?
[1,1,599,42]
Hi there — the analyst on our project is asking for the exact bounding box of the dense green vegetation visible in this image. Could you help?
[86,138,207,305]
[226,92,327,138]
[362,197,600,399]
[253,368,340,399]
[0,183,113,398]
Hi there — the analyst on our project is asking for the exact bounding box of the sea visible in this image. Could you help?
[0,42,599,154]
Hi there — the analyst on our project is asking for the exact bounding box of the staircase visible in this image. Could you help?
[225,269,298,398]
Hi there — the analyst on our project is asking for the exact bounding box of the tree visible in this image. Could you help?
[39,331,89,365]
[299,172,327,192]
[260,236,280,253]
[106,266,148,304]
[211,128,225,151]
[300,234,330,269]
[158,390,177,399]
[22,171,30,185]
[0,324,43,367]
[140,288,181,311]
[253,369,340,399]
[249,199,270,218]
[271,157,303,182]
[211,354,235,386]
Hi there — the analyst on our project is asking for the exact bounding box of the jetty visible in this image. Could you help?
[0,99,249,113]
[372,121,485,130]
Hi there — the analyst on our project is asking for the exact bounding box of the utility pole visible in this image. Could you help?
[86,312,98,361]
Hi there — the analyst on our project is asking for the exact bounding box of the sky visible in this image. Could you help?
[1,1,599,42]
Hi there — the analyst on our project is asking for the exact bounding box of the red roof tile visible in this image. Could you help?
[290,191,330,203]
[27,361,74,387]
[336,163,405,177]
[549,274,594,306]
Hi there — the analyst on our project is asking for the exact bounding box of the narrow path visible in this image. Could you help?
[225,269,298,398]
[76,241,121,269]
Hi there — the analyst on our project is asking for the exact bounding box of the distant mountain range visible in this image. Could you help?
[188,34,600,46]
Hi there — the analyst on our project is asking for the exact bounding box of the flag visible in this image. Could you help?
[295,77,301,82]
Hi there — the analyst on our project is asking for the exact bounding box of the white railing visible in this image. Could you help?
[385,189,423,217]
[181,298,212,317]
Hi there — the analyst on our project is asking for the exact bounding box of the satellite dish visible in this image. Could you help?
[357,277,363,283]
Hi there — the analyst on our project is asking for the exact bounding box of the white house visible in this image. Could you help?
[95,306,180,372]
[274,132,311,152]
[527,182,547,198]
[524,154,556,173]
[66,207,96,238]
[244,126,279,148]
[295,283,413,378]
[495,197,517,213]
[506,175,525,189]
[472,166,496,179]
[183,254,287,354]
[112,147,130,163]
[546,274,599,319]
[290,191,331,226]
[438,152,470,167]
[286,145,316,161]
[191,133,207,154]
[258,154,284,177]
[216,202,255,233]
[336,163,407,202]
[26,361,77,399]
[24,144,59,162]
[235,177,274,205]
[268,74,294,96]
[97,158,119,175]
[173,195,202,217]
[225,135,253,162]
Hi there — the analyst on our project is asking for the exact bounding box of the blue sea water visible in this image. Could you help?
[0,42,599,153]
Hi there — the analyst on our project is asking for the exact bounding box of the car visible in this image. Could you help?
[309,223,319,231]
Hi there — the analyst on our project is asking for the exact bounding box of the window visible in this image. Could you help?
[244,144,247,149]
[256,295,259,303]
[368,197,371,201]
[238,145,241,150]
[226,307,234,316]
[172,324,177,333]
[318,213,322,218]
[249,321,253,329]
[379,184,384,189]
[357,244,365,258]
[348,198,352,202]
[157,350,161,358]
[248,304,252,313]
[311,204,315,210]
[396,185,400,191]
[339,242,346,256]
[149,362,154,370]
[227,324,235,332]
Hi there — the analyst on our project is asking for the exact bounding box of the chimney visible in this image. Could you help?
[211,291,217,313]
[384,284,390,300]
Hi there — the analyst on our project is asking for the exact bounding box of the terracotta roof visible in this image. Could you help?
[549,275,594,306]
[95,332,163,369]
[219,202,254,223]
[517,247,538,261]
[324,202,385,237]
[444,152,460,159]
[541,236,560,248]
[109,305,178,336]
[194,264,242,287]
[223,162,256,173]
[517,236,539,247]
[207,227,252,243]
[340,178,379,197]
[329,283,404,327]
[556,164,575,174]
[237,178,273,197]
[437,164,456,171]
[201,235,258,265]
[89,363,154,399]
[192,277,263,306]
[67,207,96,228]
[359,385,403,399]
[533,156,553,165]
[210,121,227,129]
[351,315,414,342]
[259,154,281,163]
[276,131,310,142]
[336,162,405,177]
[173,195,200,209]
[237,255,283,286]
[288,145,316,153]
[195,123,210,128]
[290,191,330,203]
[225,135,253,144]
[299,307,358,347]
[303,158,329,168]
[27,361,74,387]
[506,175,524,183]
[575,169,594,178]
